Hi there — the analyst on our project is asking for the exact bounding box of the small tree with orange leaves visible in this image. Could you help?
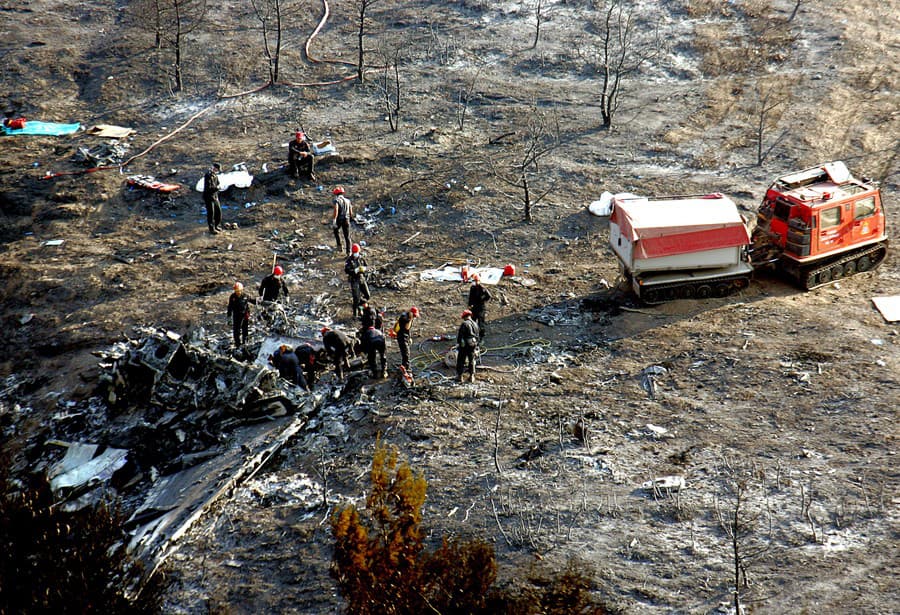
[331,439,429,613]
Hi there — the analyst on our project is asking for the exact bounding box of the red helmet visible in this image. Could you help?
[462,309,472,318]
[410,306,420,317]
[333,186,345,195]
[351,243,360,254]
[471,273,480,282]
[295,131,304,139]
[273,265,284,276]
[320,326,329,335]
[234,282,244,292]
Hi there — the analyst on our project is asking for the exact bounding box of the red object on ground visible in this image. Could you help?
[5,117,26,129]
[503,264,516,276]
[461,265,469,281]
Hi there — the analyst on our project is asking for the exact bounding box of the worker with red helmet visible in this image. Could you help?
[226,282,256,348]
[269,344,309,391]
[467,273,492,344]
[394,306,419,371]
[344,243,371,318]
[331,186,353,255]
[321,326,353,380]
[259,264,289,303]
[456,309,479,383]
[287,130,315,180]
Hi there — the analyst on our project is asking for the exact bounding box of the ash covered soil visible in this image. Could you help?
[1,0,898,613]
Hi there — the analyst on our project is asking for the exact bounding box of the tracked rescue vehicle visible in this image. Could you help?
[752,161,888,289]
[609,162,889,303]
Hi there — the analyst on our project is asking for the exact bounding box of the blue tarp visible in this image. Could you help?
[2,121,81,136]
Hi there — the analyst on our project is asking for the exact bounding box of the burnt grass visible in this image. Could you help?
[1,0,899,613]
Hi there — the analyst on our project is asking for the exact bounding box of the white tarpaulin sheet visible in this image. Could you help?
[195,169,254,192]
[588,191,639,217]
[872,296,900,322]
[420,265,504,285]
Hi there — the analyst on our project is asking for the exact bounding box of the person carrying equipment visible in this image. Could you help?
[394,306,419,371]
[288,131,315,180]
[359,326,387,379]
[332,186,353,255]
[321,326,353,380]
[467,273,492,343]
[456,309,479,383]
[227,282,256,348]
[203,162,222,235]
[259,265,289,303]
[344,244,371,318]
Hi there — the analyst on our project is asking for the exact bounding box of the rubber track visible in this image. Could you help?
[801,241,889,290]
[639,273,752,304]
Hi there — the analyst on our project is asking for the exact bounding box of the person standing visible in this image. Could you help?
[467,274,492,344]
[287,131,315,180]
[456,309,479,383]
[259,265,289,303]
[331,186,353,255]
[394,306,419,372]
[227,282,256,348]
[360,326,387,379]
[360,302,383,331]
[321,326,353,380]
[344,244,371,318]
[203,162,222,235]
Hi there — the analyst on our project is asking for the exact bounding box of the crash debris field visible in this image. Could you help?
[1,0,898,613]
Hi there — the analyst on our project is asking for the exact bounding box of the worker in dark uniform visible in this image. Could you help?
[321,326,353,380]
[270,344,309,391]
[294,343,318,389]
[359,326,387,379]
[203,162,222,235]
[227,282,256,348]
[287,131,315,180]
[332,186,353,255]
[259,265,289,303]
[360,302,383,331]
[456,309,479,383]
[467,273,492,343]
[394,306,419,372]
[344,244,371,318]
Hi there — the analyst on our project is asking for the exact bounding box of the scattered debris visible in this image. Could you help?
[75,141,130,165]
[872,296,900,322]
[42,239,65,247]
[639,365,667,399]
[86,124,135,138]
[641,475,685,495]
[48,440,128,499]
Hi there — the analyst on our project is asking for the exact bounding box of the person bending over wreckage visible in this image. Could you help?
[359,325,387,379]
[321,326,353,380]
[269,344,310,391]
[227,282,256,348]
[259,265,289,303]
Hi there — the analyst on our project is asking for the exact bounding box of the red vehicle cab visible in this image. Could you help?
[755,161,888,289]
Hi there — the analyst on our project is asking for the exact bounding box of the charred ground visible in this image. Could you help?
[1,0,898,613]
